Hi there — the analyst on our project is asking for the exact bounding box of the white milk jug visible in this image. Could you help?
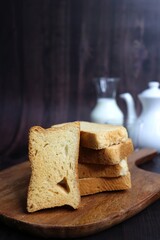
[90,77,124,125]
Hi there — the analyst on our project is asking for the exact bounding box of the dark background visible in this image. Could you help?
[1,0,160,164]
[1,1,160,240]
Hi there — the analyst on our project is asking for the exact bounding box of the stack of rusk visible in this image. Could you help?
[78,122,134,196]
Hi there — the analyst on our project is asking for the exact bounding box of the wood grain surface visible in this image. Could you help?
[0,148,159,238]
[1,0,160,159]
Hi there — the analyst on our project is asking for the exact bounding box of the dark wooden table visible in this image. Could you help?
[0,153,160,240]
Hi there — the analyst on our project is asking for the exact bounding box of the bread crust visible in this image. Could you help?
[78,159,128,178]
[80,121,128,149]
[79,172,131,196]
[79,139,134,165]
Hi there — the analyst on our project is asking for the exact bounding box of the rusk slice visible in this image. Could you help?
[79,138,134,165]
[79,172,131,196]
[80,121,128,149]
[27,122,80,212]
[78,159,128,178]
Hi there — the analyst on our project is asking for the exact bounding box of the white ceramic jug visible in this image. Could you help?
[121,81,160,152]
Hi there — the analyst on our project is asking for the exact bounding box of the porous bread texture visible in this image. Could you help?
[80,121,128,149]
[78,158,128,178]
[79,172,131,196]
[79,138,134,165]
[27,122,81,212]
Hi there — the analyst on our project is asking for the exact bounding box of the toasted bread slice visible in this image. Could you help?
[80,121,128,149]
[52,121,128,150]
[79,138,133,165]
[78,158,128,178]
[27,122,81,212]
[79,172,131,196]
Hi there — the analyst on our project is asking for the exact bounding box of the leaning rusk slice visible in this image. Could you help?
[27,122,80,212]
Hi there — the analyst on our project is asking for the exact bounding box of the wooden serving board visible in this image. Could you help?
[0,149,160,238]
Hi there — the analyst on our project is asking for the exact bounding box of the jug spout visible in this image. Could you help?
[120,93,137,136]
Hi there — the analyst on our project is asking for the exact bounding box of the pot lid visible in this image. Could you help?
[139,81,160,98]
